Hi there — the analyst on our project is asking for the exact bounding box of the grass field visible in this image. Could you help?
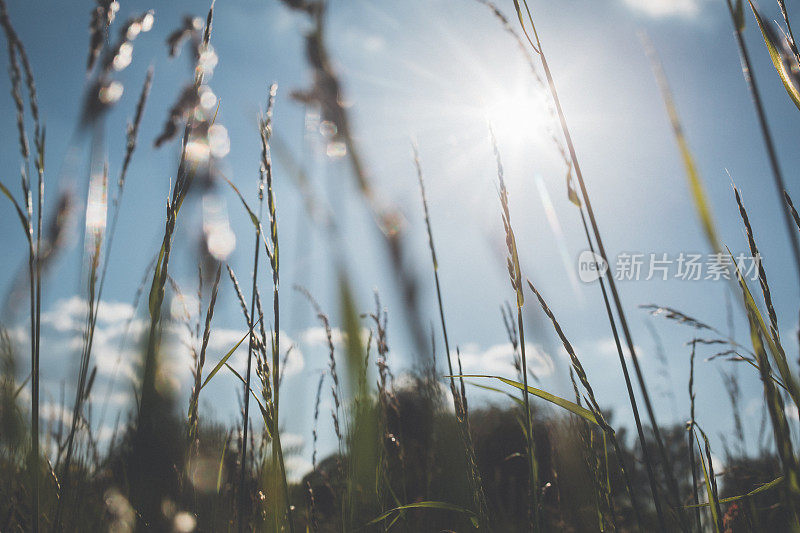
[3,0,800,531]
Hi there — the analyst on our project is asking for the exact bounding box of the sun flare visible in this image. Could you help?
[484,83,552,149]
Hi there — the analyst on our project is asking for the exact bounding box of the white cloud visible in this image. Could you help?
[4,325,27,345]
[93,346,139,382]
[9,298,144,388]
[280,432,305,450]
[40,402,73,426]
[95,424,119,442]
[12,298,304,405]
[40,296,136,333]
[41,296,306,388]
[284,455,313,483]
[282,343,305,377]
[302,326,344,348]
[454,341,555,379]
[622,0,701,18]
[170,293,200,322]
[300,325,370,350]
[88,390,132,407]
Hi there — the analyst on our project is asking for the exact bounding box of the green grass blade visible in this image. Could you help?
[694,431,722,532]
[733,249,800,518]
[730,247,800,410]
[216,436,228,494]
[465,380,524,405]
[749,0,800,111]
[222,175,275,263]
[187,319,266,426]
[368,501,479,528]
[452,374,601,426]
[0,181,31,237]
[646,41,721,252]
[13,374,30,400]
[221,362,272,432]
[684,476,783,508]
[223,175,259,229]
[199,317,260,391]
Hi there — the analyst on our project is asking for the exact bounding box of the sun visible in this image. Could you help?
[484,82,552,150]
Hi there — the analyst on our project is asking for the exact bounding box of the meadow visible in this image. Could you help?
[2,0,800,531]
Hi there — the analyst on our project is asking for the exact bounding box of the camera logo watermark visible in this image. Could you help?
[578,250,608,283]
[577,251,761,283]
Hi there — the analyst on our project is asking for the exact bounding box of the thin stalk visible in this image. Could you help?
[268,136,294,533]
[413,146,489,527]
[517,307,539,532]
[413,146,455,391]
[527,278,642,530]
[32,129,42,533]
[288,1,430,361]
[543,41,680,525]
[577,208,653,529]
[238,209,260,532]
[511,3,681,526]
[28,222,37,533]
[0,180,36,530]
[57,143,107,530]
[265,84,293,533]
[132,125,198,527]
[734,187,780,339]
[725,0,800,286]
[0,4,40,526]
[57,70,152,531]
[188,263,221,442]
[238,84,293,532]
[688,339,702,531]
[492,128,538,531]
[95,68,153,308]
[56,231,101,529]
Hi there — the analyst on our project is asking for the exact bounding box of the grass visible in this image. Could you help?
[510,1,683,527]
[414,145,490,529]
[491,123,541,531]
[1,0,800,531]
[725,0,800,284]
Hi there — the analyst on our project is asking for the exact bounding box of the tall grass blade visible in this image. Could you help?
[413,146,489,527]
[645,38,721,253]
[688,339,702,531]
[734,187,780,339]
[368,501,479,528]
[507,6,679,527]
[490,128,539,530]
[749,0,800,111]
[685,476,783,508]
[527,278,645,529]
[693,427,722,533]
[725,1,800,282]
[733,251,800,526]
[454,374,599,425]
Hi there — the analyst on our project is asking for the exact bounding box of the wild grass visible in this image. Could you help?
[0,0,44,528]
[724,0,800,283]
[509,2,687,527]
[414,146,490,529]
[1,0,800,532]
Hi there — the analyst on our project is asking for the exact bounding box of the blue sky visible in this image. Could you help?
[2,0,800,478]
